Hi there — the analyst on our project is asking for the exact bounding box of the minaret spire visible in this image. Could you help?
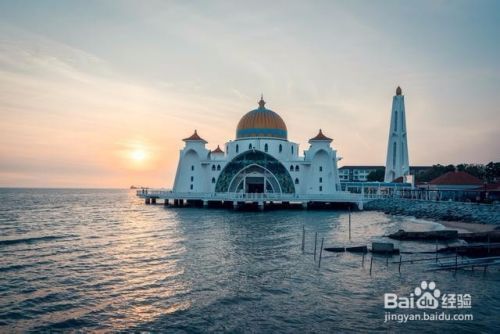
[384,86,410,182]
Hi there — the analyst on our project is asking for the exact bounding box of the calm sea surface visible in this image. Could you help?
[0,189,499,332]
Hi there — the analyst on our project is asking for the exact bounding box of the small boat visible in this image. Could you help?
[324,245,368,253]
[346,245,368,253]
[324,247,346,252]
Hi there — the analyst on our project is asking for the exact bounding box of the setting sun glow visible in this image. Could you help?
[131,149,146,162]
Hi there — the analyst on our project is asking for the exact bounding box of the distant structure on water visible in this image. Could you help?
[384,86,410,182]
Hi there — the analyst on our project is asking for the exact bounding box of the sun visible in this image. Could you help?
[130,149,146,162]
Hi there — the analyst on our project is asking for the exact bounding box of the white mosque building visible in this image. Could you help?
[148,96,364,209]
[139,89,412,209]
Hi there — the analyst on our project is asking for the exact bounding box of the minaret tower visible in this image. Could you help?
[384,86,409,182]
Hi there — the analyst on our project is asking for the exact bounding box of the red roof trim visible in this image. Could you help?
[309,129,333,142]
[212,145,224,154]
[183,130,207,143]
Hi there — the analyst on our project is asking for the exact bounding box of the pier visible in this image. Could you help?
[136,189,377,210]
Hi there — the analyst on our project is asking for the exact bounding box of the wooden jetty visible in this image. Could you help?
[458,231,500,243]
[427,256,500,271]
[438,243,500,257]
[388,229,458,241]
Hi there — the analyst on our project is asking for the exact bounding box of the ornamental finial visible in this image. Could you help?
[396,86,402,95]
[258,94,266,108]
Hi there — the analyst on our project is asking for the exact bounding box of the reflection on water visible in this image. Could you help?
[0,189,498,332]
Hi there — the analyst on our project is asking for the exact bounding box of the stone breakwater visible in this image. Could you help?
[364,198,500,225]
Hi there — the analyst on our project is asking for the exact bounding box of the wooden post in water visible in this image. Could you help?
[398,255,402,273]
[318,238,324,268]
[314,232,318,261]
[301,225,305,253]
[348,206,352,241]
[362,253,365,267]
[435,239,438,263]
[369,256,373,276]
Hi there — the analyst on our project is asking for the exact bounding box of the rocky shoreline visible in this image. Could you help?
[364,198,500,225]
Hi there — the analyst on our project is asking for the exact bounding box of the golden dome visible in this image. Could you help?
[236,96,287,139]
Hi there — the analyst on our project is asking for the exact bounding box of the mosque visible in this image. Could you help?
[174,97,342,192]
[156,95,365,209]
[139,88,410,209]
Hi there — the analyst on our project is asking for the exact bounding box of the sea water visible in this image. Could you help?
[0,189,498,332]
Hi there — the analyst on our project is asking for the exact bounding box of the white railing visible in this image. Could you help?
[137,189,372,202]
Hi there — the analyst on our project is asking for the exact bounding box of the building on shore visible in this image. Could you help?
[427,170,483,191]
[339,165,431,182]
[418,170,485,201]
[384,86,410,182]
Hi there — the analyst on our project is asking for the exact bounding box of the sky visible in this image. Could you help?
[0,0,499,188]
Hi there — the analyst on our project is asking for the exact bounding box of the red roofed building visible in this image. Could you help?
[429,171,482,189]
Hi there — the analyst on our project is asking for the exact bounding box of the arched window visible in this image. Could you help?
[319,177,322,183]
[236,144,239,153]
[211,177,216,184]
[291,146,294,154]
[290,165,294,172]
[190,184,193,190]
[279,144,282,153]
[319,166,323,172]
[191,165,195,171]
[393,142,397,169]
[264,143,268,152]
[295,178,299,185]
[319,186,323,192]
[295,165,299,172]
[248,143,252,150]
[217,165,221,171]
[212,165,216,171]
[191,176,194,182]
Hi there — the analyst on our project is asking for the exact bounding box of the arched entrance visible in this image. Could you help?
[215,150,295,194]
[227,164,282,194]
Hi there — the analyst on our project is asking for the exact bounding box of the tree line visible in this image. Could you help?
[366,162,500,183]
